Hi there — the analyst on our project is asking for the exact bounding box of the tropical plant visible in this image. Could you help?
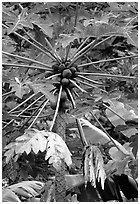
[2,2,138,202]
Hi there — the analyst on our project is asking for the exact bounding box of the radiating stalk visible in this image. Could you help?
[8,93,36,114]
[19,98,47,130]
[23,28,58,61]
[78,55,138,68]
[2,51,51,68]
[69,79,87,93]
[67,89,88,146]
[103,103,126,121]
[45,73,60,80]
[91,112,122,152]
[50,85,62,131]
[77,72,136,79]
[28,99,49,129]
[2,23,55,61]
[68,36,114,67]
[71,37,90,59]
[77,75,102,85]
[2,63,52,71]
[2,91,15,97]
[75,78,108,93]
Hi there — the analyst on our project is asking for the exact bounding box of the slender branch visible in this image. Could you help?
[77,72,136,79]
[45,73,60,80]
[69,79,87,93]
[73,89,79,97]
[19,98,47,130]
[75,78,108,93]
[77,75,102,85]
[23,28,58,61]
[8,93,36,114]
[45,37,61,62]
[78,55,138,68]
[91,112,122,152]
[50,85,62,131]
[2,51,51,68]
[3,94,44,129]
[103,103,126,122]
[2,23,55,61]
[2,63,52,71]
[66,88,76,108]
[28,99,49,129]
[69,36,114,67]
[2,91,15,97]
[67,88,88,146]
[71,37,90,60]
[65,44,71,62]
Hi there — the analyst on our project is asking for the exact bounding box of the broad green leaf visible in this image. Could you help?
[57,33,79,48]
[81,118,130,156]
[2,189,21,202]
[45,131,72,167]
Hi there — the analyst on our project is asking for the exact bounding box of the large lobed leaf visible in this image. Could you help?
[2,180,44,202]
[4,129,72,169]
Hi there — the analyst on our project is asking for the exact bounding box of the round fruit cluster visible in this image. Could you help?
[50,61,79,110]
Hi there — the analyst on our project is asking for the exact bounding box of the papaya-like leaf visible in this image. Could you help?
[45,131,72,168]
[80,118,131,156]
[2,189,21,202]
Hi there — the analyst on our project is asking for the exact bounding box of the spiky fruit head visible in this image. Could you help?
[62,69,72,78]
[61,78,69,86]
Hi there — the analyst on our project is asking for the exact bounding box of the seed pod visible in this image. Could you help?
[60,90,67,101]
[62,69,72,78]
[52,64,59,72]
[59,64,65,72]
[61,78,69,86]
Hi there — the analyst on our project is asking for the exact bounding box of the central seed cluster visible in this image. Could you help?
[50,60,79,110]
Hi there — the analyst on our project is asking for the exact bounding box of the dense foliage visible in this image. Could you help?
[2,2,138,202]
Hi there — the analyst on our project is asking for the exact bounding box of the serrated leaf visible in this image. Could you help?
[57,33,79,48]
[2,189,21,202]
[45,131,72,167]
[81,118,131,156]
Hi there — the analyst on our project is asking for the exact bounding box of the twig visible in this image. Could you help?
[2,51,51,68]
[2,63,52,71]
[77,72,136,79]
[69,79,87,93]
[78,55,138,68]
[2,91,15,97]
[77,75,102,85]
[103,103,126,122]
[8,93,36,114]
[28,99,49,129]
[49,86,62,131]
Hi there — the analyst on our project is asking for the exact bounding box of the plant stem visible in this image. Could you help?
[103,103,126,122]
[65,44,71,62]
[2,63,52,71]
[19,98,47,130]
[77,72,136,79]
[69,36,114,67]
[45,73,60,80]
[50,86,62,131]
[23,28,58,61]
[69,79,87,93]
[71,37,90,59]
[75,78,108,93]
[2,51,51,68]
[77,75,102,84]
[78,55,138,68]
[74,2,79,28]
[67,88,88,146]
[8,93,36,114]
[66,88,76,108]
[28,99,49,129]
[90,112,121,152]
[2,91,15,97]
[2,23,55,61]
